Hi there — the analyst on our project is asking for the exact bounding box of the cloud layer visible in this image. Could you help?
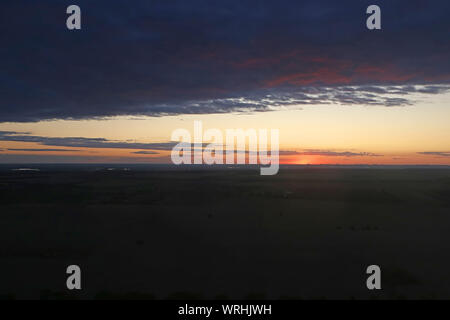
[418,152,450,157]
[1,0,450,122]
[0,131,177,150]
[0,131,383,159]
[293,150,382,157]
[7,148,81,152]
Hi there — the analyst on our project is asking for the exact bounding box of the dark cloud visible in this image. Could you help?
[0,154,166,164]
[247,149,382,157]
[132,150,160,155]
[1,0,450,122]
[0,131,178,150]
[418,152,450,157]
[7,148,81,152]
[0,131,382,159]
[277,151,302,156]
[295,150,383,157]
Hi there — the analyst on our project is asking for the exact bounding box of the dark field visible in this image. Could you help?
[0,165,449,300]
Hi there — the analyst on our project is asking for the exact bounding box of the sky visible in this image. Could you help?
[0,0,449,165]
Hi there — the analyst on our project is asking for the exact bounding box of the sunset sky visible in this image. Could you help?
[0,0,449,165]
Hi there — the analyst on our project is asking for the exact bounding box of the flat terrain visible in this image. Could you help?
[0,165,449,299]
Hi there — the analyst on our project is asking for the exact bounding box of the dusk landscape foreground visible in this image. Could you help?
[1,165,449,300]
[1,0,450,306]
